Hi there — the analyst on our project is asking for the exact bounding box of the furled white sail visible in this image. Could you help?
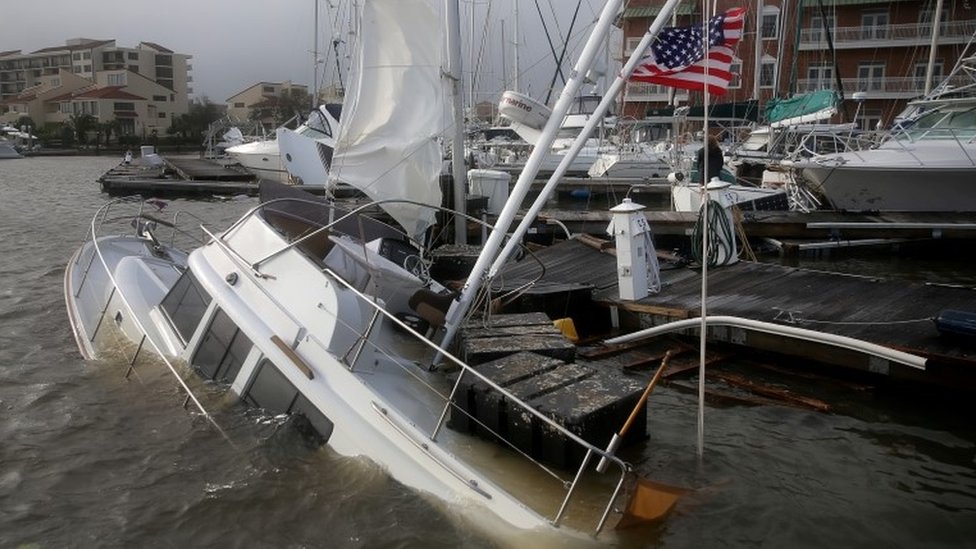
[328,0,448,242]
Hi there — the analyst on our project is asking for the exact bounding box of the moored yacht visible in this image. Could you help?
[796,54,976,212]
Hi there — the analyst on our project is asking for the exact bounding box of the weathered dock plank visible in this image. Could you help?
[493,238,976,390]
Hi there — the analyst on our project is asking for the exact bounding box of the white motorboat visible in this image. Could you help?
[65,0,693,541]
[225,138,288,183]
[796,55,976,212]
[0,125,26,159]
[276,103,341,185]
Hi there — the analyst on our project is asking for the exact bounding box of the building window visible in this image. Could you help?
[82,65,91,73]
[158,112,166,118]
[728,61,742,89]
[83,51,91,60]
[72,53,81,61]
[859,109,883,132]
[807,64,833,90]
[761,6,780,39]
[858,62,885,92]
[153,95,167,102]
[919,8,950,34]
[113,102,135,111]
[861,10,889,40]
[60,102,72,114]
[128,65,139,73]
[234,102,245,108]
[127,52,139,60]
[107,73,127,86]
[914,61,944,91]
[51,77,61,87]
[760,58,776,88]
[263,85,275,93]
[809,15,835,42]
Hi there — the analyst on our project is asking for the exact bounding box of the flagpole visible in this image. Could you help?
[697,0,716,462]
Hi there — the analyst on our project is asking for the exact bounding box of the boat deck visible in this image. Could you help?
[495,238,976,390]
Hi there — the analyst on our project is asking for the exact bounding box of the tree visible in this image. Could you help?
[14,115,36,132]
[168,96,223,145]
[249,88,311,127]
[67,113,97,146]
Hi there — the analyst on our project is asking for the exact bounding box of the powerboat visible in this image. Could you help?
[225,138,288,183]
[64,0,690,541]
[796,55,976,212]
[275,103,341,185]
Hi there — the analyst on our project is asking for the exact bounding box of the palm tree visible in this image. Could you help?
[67,113,98,146]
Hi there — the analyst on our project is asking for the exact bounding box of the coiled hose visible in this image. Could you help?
[691,199,736,266]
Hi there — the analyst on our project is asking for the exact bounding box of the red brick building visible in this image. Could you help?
[618,0,976,129]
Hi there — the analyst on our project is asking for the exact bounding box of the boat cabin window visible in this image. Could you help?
[191,308,254,383]
[903,107,976,140]
[160,270,212,346]
[243,359,334,443]
[569,95,605,116]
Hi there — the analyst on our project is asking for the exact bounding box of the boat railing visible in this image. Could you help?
[72,197,230,441]
[206,197,634,534]
[322,262,632,535]
[74,197,216,296]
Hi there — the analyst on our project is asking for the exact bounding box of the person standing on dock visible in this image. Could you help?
[696,135,724,183]
[123,149,132,165]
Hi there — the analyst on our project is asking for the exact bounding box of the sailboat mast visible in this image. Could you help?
[313,0,319,109]
[436,0,629,360]
[513,0,519,92]
[447,0,468,244]
[924,0,945,95]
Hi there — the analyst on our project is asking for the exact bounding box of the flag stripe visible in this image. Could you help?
[629,7,745,96]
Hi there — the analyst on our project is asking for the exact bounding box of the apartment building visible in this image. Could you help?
[0,38,192,136]
[225,81,309,123]
[619,1,976,129]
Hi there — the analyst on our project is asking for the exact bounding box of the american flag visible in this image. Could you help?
[631,7,745,96]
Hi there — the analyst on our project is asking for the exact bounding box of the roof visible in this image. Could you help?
[139,41,173,54]
[31,39,114,54]
[621,4,698,19]
[74,86,145,100]
[0,50,21,58]
[48,86,145,102]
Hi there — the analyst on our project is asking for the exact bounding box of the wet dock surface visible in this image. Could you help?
[495,238,976,389]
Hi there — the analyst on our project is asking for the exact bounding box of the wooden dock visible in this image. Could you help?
[493,238,976,392]
[534,208,976,242]
[97,156,329,197]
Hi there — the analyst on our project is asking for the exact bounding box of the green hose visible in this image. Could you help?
[691,199,736,266]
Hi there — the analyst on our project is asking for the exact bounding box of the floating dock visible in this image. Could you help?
[97,155,329,197]
[492,238,976,392]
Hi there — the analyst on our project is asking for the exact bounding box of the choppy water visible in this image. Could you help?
[1,156,975,548]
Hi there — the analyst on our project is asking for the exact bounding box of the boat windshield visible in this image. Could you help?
[297,109,332,139]
[897,105,976,142]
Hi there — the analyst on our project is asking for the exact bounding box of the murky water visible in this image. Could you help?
[1,156,975,548]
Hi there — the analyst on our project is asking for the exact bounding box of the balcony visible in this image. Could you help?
[795,74,970,99]
[799,20,976,50]
[623,81,690,103]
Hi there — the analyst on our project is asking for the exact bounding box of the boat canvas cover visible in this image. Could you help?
[765,90,839,127]
[328,0,449,242]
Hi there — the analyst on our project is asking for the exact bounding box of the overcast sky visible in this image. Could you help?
[4,0,617,106]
